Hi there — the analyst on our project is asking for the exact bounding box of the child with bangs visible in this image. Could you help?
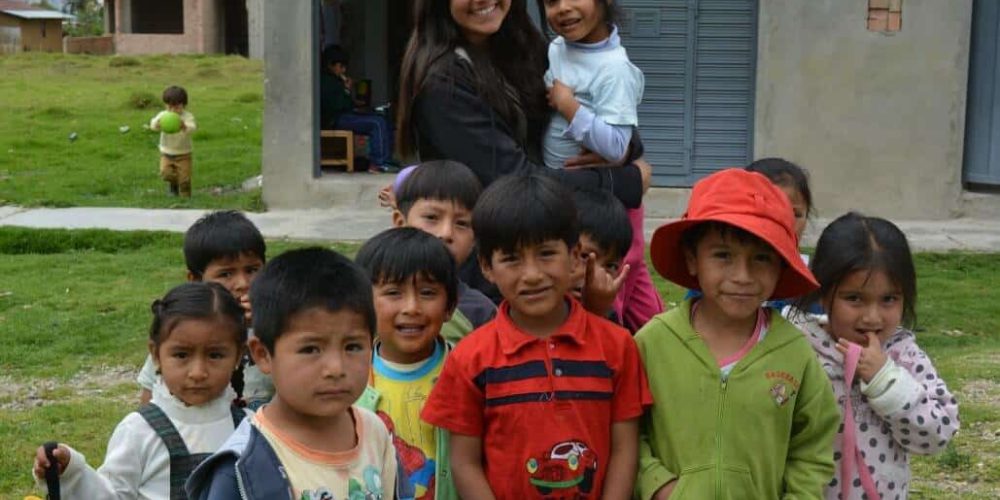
[422,173,651,499]
[789,213,958,500]
[355,227,460,499]
[137,210,272,409]
[34,282,250,499]
[391,160,497,342]
[635,169,839,499]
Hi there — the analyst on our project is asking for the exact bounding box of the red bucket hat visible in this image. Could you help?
[650,168,819,299]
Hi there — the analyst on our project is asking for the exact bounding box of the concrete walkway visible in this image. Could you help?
[1,204,999,252]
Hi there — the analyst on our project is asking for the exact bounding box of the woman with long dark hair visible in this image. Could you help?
[396,0,651,208]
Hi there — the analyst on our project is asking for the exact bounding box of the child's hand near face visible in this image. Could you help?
[33,444,70,479]
[835,332,887,382]
[238,294,252,325]
[581,253,630,316]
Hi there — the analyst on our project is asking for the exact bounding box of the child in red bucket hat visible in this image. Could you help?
[634,168,839,499]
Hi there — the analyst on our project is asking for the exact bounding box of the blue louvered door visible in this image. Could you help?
[964,0,1000,186]
[619,0,758,187]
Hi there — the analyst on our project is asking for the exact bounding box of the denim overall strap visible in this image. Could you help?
[138,403,210,500]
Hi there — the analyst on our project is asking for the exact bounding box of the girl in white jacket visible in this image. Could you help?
[32,282,250,499]
[789,213,959,500]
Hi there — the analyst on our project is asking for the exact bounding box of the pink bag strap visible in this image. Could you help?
[841,343,880,499]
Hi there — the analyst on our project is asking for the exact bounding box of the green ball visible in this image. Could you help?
[159,111,182,134]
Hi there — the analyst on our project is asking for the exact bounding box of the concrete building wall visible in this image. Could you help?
[246,0,262,59]
[111,0,222,55]
[261,0,325,209]
[754,0,973,220]
[64,35,115,54]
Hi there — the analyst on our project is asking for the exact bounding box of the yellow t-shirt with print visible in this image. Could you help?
[372,338,446,499]
[254,405,397,500]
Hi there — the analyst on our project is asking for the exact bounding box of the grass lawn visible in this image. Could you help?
[0,228,997,498]
[0,53,264,210]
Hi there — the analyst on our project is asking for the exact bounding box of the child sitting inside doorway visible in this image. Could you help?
[320,45,396,173]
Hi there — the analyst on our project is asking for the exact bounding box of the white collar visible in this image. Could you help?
[151,379,237,425]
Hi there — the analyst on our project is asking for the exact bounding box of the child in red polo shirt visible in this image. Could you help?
[421,173,652,499]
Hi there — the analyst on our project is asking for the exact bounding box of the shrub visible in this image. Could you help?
[127,91,158,109]
[108,56,141,68]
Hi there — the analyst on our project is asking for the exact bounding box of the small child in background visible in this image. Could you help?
[745,157,824,314]
[421,173,651,498]
[569,187,633,325]
[137,210,271,408]
[636,169,839,499]
[355,227,460,499]
[788,212,959,500]
[150,85,197,197]
[33,282,250,499]
[745,157,813,245]
[320,45,396,173]
[392,160,496,343]
[186,248,397,500]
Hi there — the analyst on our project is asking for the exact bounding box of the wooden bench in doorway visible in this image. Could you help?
[320,130,354,172]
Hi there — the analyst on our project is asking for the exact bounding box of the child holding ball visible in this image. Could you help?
[150,85,197,197]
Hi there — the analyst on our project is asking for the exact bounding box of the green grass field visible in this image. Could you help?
[0,228,997,498]
[0,53,264,210]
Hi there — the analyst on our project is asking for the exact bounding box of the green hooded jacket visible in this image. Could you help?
[634,300,838,500]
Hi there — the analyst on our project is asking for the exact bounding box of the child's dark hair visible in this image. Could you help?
[149,282,248,396]
[150,282,247,347]
[396,160,483,216]
[474,173,578,263]
[251,247,375,352]
[801,212,917,327]
[573,188,632,262]
[537,0,622,38]
[184,210,266,278]
[745,157,813,217]
[322,45,349,68]
[680,221,773,256]
[162,85,188,106]
[355,227,459,313]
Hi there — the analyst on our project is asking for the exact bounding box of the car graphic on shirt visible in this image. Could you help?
[525,440,598,497]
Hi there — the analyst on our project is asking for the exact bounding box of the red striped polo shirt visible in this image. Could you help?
[421,298,652,498]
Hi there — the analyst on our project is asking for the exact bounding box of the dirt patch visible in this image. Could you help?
[961,379,1000,408]
[0,365,136,411]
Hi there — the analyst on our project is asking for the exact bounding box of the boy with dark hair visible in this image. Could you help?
[421,173,652,499]
[570,188,633,324]
[355,227,460,499]
[392,160,496,343]
[150,85,197,196]
[137,210,270,407]
[635,169,838,499]
[186,247,398,499]
[320,45,396,172]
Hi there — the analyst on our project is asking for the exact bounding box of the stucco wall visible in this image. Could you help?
[261,0,324,209]
[755,0,973,220]
[246,0,263,59]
